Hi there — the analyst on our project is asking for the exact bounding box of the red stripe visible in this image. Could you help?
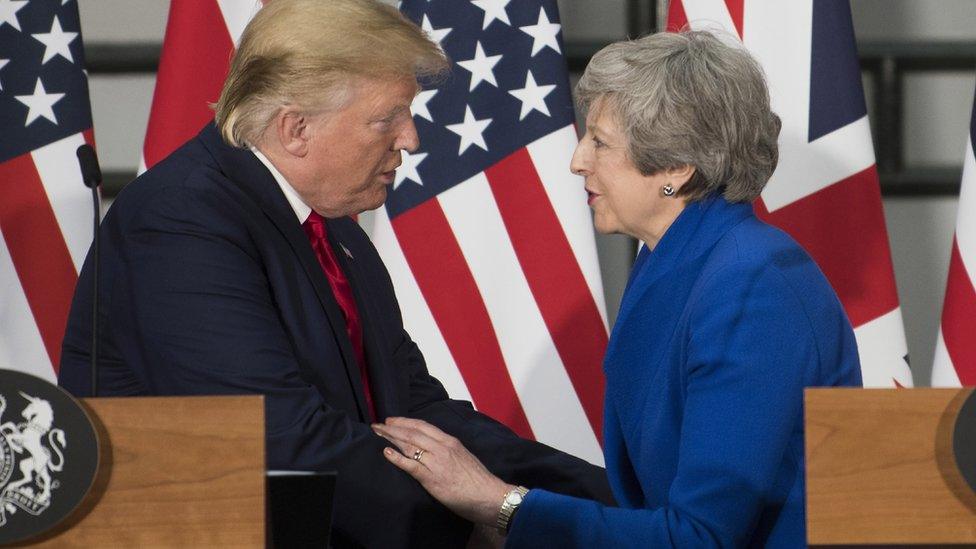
[392,199,535,438]
[485,149,608,443]
[755,165,899,327]
[143,0,235,168]
[0,155,79,373]
[724,0,745,38]
[941,239,976,385]
[666,0,689,32]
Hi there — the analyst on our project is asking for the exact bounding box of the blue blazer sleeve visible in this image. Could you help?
[507,260,819,548]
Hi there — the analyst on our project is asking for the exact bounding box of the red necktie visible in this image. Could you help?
[303,212,377,421]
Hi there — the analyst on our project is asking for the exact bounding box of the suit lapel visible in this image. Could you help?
[326,219,404,419]
[199,124,371,421]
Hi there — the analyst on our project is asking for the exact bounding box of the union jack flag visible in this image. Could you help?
[932,88,976,387]
[668,0,913,387]
[371,0,608,463]
[0,0,94,381]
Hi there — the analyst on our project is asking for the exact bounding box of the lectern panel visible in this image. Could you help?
[20,395,265,547]
[805,388,976,546]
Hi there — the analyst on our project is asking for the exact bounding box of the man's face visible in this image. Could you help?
[293,76,419,218]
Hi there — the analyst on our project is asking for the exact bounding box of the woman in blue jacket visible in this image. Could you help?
[374,30,863,548]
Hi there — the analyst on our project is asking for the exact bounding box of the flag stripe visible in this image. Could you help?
[0,153,78,373]
[485,149,607,441]
[932,333,963,387]
[941,239,976,385]
[439,172,603,462]
[33,132,91,271]
[667,0,690,31]
[852,307,911,387]
[142,0,235,168]
[527,126,608,324]
[391,198,534,438]
[371,207,473,402]
[0,237,52,378]
[755,165,899,328]
[723,0,745,38]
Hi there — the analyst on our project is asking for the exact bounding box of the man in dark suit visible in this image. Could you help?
[58,0,612,546]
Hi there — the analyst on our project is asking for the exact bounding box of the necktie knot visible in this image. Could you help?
[303,211,327,240]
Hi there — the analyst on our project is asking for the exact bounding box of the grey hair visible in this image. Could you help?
[576,30,781,202]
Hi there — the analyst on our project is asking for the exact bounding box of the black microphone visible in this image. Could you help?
[77,144,102,188]
[76,144,102,397]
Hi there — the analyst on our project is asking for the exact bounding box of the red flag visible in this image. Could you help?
[140,0,261,171]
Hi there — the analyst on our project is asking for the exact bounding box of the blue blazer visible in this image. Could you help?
[508,196,862,548]
[59,124,613,548]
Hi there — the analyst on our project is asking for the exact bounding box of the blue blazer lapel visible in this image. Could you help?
[199,124,372,421]
[613,197,754,339]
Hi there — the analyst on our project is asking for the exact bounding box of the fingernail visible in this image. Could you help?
[384,448,394,456]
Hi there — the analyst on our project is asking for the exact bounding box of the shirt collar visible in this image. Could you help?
[251,147,312,223]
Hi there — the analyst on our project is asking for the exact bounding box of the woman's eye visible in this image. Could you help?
[592,136,605,148]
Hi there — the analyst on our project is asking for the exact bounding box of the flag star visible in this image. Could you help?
[446,106,492,155]
[471,0,511,30]
[520,7,562,56]
[394,150,428,189]
[421,15,451,48]
[411,89,437,122]
[15,78,66,126]
[456,42,502,92]
[32,16,79,64]
[0,0,28,31]
[0,59,8,91]
[509,70,557,120]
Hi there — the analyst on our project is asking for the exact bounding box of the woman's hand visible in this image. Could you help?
[372,417,514,527]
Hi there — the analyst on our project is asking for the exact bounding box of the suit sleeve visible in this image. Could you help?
[111,183,470,548]
[364,260,616,506]
[403,344,615,505]
[507,261,816,548]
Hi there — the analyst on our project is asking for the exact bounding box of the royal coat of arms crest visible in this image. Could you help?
[0,392,67,527]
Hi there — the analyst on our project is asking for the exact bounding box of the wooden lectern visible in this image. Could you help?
[805,388,976,546]
[19,395,266,547]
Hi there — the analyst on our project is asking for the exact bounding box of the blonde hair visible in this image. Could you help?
[214,0,449,147]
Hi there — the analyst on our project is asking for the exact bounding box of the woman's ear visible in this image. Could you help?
[667,165,696,188]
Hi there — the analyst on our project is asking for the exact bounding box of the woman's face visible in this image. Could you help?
[570,98,687,246]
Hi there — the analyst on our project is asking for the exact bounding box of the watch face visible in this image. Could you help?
[506,491,523,505]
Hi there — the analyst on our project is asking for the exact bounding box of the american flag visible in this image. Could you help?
[141,0,609,463]
[932,88,976,387]
[0,0,94,382]
[668,0,913,387]
[370,0,608,464]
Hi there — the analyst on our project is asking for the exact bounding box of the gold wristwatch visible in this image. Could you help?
[496,485,529,533]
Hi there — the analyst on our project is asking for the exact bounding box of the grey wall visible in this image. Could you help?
[79,0,976,386]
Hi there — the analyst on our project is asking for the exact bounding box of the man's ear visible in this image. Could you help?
[275,107,310,158]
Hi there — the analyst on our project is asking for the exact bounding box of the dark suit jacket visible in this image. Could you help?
[507,196,862,548]
[60,124,613,547]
